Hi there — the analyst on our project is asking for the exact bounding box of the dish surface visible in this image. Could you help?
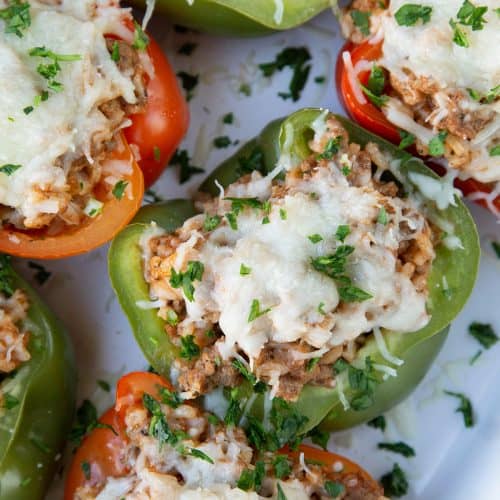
[39,10,500,499]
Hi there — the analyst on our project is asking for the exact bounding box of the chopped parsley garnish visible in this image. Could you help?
[224,388,242,426]
[456,0,488,31]
[428,131,448,156]
[324,480,345,497]
[142,393,179,448]
[237,462,265,491]
[444,390,474,427]
[159,386,183,408]
[169,149,204,184]
[0,1,31,38]
[97,379,110,392]
[213,136,232,148]
[226,212,238,230]
[240,263,252,275]
[469,349,482,365]
[307,427,329,450]
[259,47,312,102]
[176,71,199,101]
[189,448,214,463]
[222,112,234,124]
[132,21,149,50]
[169,260,204,302]
[273,455,292,478]
[347,357,378,410]
[468,322,498,349]
[27,261,51,285]
[317,137,342,160]
[203,214,222,232]
[178,42,197,55]
[377,206,388,225]
[398,130,416,149]
[226,197,264,213]
[112,180,128,200]
[317,302,327,315]
[308,234,323,244]
[239,83,252,96]
[111,41,120,62]
[380,463,409,497]
[367,415,386,431]
[0,255,15,297]
[306,357,320,371]
[467,87,481,100]
[341,164,351,177]
[248,299,272,322]
[360,83,388,107]
[279,208,287,220]
[29,46,81,98]
[81,461,91,480]
[350,10,371,35]
[367,64,385,96]
[394,4,433,26]
[450,19,470,47]
[0,164,21,176]
[311,246,372,303]
[23,105,33,114]
[492,241,500,258]
[179,335,200,361]
[378,441,416,457]
[315,75,326,84]
[69,399,116,446]
[485,84,500,103]
[490,145,500,156]
[335,224,350,242]
[232,358,258,386]
[277,482,288,500]
[2,393,19,409]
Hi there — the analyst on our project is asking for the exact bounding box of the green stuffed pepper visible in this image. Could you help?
[133,0,331,36]
[109,109,479,434]
[0,256,75,500]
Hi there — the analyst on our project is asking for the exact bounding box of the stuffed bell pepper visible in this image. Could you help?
[0,255,75,500]
[132,0,330,36]
[0,0,188,259]
[65,371,385,499]
[109,109,479,433]
[336,0,500,215]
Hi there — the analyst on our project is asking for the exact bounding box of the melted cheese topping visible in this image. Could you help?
[380,0,499,94]
[144,161,432,374]
[376,0,500,184]
[0,0,136,224]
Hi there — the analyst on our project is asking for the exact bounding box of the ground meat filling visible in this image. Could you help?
[75,398,385,500]
[1,34,147,232]
[143,117,436,402]
[0,289,30,373]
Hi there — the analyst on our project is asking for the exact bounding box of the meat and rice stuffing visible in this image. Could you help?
[139,115,441,402]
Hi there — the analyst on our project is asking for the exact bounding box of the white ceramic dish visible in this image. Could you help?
[38,10,500,499]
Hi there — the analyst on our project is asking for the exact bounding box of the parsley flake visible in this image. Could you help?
[169,149,204,184]
[2,393,19,409]
[380,463,409,497]
[176,71,199,101]
[189,448,214,463]
[248,299,272,322]
[325,480,345,497]
[468,322,498,349]
[444,390,474,427]
[490,145,500,156]
[222,112,234,124]
[378,441,416,457]
[169,260,204,302]
[367,415,386,431]
[308,234,323,244]
[240,263,252,276]
[428,131,448,156]
[318,137,342,160]
[0,164,21,176]
[377,206,388,225]
[203,214,221,232]
[178,42,197,55]
[81,461,91,480]
[350,10,371,35]
[395,4,433,26]
[132,21,149,50]
[335,224,350,242]
[0,1,31,38]
[213,136,232,148]
[398,130,416,149]
[112,180,128,200]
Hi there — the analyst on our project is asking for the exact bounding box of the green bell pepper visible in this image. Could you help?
[0,258,76,500]
[133,0,330,36]
[109,109,479,432]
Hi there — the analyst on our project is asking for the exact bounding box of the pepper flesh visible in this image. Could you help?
[0,264,76,500]
[132,0,330,36]
[109,109,479,432]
